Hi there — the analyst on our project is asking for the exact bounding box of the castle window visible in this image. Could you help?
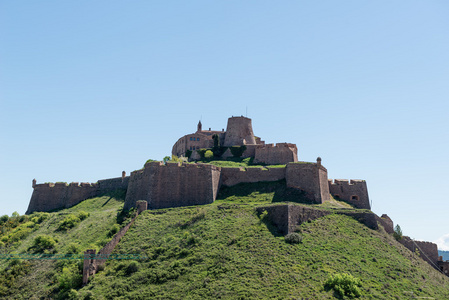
[190,137,193,141]
[197,138,200,141]
[351,195,359,201]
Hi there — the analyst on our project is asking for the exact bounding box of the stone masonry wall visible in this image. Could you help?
[26,175,130,214]
[124,162,221,210]
[376,214,394,234]
[256,204,331,235]
[285,162,330,204]
[400,236,439,268]
[26,182,98,214]
[328,179,370,209]
[220,166,286,187]
[254,143,298,165]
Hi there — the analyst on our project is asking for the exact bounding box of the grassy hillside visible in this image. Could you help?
[1,183,449,299]
[0,191,130,299]
[82,183,448,299]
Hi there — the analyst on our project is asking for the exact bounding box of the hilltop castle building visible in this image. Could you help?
[26,116,371,214]
[172,116,298,165]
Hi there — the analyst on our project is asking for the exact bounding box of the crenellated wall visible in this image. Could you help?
[26,182,98,214]
[26,175,130,215]
[285,162,330,204]
[124,162,221,210]
[328,179,370,209]
[220,166,286,187]
[254,143,298,165]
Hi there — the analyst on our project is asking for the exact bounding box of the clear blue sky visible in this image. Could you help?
[1,1,448,248]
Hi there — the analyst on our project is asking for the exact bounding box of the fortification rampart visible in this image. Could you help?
[124,162,221,210]
[286,161,330,204]
[257,204,379,235]
[220,166,286,187]
[328,179,370,209]
[400,236,439,268]
[26,174,130,215]
[26,182,98,214]
[254,143,298,165]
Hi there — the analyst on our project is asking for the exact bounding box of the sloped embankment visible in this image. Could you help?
[80,200,449,299]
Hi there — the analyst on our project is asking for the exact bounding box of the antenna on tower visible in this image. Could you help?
[246,106,248,117]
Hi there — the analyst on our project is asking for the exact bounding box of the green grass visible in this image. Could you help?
[0,192,126,299]
[2,185,449,299]
[79,202,449,299]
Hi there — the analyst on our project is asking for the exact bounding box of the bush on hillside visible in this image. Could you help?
[0,215,8,225]
[325,273,362,298]
[30,235,57,253]
[285,233,303,244]
[65,243,81,254]
[77,211,89,221]
[107,224,120,237]
[58,214,80,231]
[58,211,89,231]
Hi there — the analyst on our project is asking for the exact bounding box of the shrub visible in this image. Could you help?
[58,214,81,231]
[325,273,362,298]
[77,211,89,221]
[67,289,79,300]
[126,261,140,275]
[204,150,214,160]
[285,232,303,244]
[107,224,120,237]
[31,235,57,253]
[0,215,8,224]
[185,150,192,159]
[144,159,157,167]
[66,243,81,254]
[31,212,49,224]
[58,263,82,291]
[196,148,208,159]
[230,145,247,157]
[58,212,88,231]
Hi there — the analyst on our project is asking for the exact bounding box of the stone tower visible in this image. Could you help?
[223,116,256,147]
[197,120,202,132]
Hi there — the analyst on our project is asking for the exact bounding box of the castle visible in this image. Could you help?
[26,116,370,214]
[26,116,449,277]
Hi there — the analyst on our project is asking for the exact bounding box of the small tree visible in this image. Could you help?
[393,224,403,241]
[163,156,171,163]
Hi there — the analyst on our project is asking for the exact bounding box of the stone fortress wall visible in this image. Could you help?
[26,116,369,216]
[124,161,221,211]
[26,175,129,214]
[254,143,298,165]
[328,179,370,209]
[28,158,371,215]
